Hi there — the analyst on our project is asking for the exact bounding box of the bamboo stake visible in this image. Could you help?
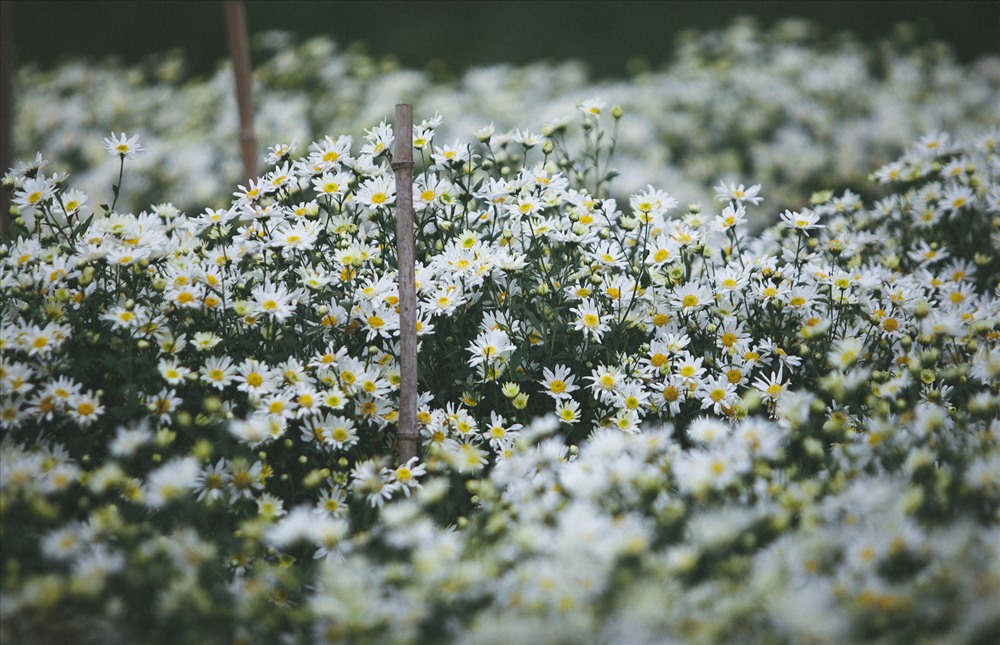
[1,0,13,236]
[392,104,418,464]
[223,0,257,185]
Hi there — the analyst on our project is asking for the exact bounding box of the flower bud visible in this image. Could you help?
[501,382,521,399]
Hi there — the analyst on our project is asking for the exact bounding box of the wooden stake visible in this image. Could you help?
[223,0,257,185]
[1,0,13,236]
[392,104,419,464]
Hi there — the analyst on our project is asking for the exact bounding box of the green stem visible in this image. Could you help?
[110,156,125,212]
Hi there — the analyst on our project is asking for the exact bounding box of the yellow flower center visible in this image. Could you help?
[39,396,56,414]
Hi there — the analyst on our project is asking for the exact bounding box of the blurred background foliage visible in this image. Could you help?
[7,0,1000,80]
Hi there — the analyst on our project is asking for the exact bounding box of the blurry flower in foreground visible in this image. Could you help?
[352,459,393,508]
[578,97,606,117]
[103,132,144,159]
[144,457,200,508]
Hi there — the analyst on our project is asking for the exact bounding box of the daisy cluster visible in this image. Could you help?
[307,410,1000,645]
[12,20,1000,222]
[2,106,1000,641]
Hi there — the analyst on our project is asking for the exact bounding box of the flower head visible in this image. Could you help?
[103,132,144,159]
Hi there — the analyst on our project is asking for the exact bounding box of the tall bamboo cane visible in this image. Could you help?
[1,1,13,236]
[392,104,418,464]
[223,0,257,185]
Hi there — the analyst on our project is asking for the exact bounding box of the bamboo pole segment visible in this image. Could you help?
[391,104,419,464]
[1,0,13,236]
[223,0,258,185]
